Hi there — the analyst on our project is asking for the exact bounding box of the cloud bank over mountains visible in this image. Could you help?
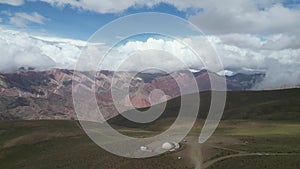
[0,27,299,89]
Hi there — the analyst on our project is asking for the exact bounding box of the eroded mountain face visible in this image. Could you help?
[0,69,264,120]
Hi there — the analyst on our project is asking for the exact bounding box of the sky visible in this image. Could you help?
[0,1,188,39]
[0,0,300,88]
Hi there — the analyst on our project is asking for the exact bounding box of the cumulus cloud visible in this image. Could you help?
[114,36,300,88]
[210,35,300,89]
[0,28,85,72]
[114,38,203,72]
[0,0,24,6]
[0,33,55,72]
[78,35,300,88]
[253,58,300,89]
[9,12,46,27]
[188,2,300,35]
[114,36,300,70]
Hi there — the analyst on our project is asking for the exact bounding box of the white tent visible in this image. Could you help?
[162,142,175,150]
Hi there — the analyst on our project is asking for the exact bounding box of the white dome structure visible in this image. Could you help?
[140,146,148,151]
[162,142,174,150]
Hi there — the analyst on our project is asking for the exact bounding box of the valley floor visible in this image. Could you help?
[0,120,299,169]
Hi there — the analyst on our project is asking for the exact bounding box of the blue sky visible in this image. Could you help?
[1,0,299,40]
[0,1,189,40]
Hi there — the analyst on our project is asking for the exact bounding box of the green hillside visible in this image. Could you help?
[108,88,300,128]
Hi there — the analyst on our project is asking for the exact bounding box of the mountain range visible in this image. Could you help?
[0,68,265,120]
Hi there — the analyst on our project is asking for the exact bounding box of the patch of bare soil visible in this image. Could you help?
[3,131,81,148]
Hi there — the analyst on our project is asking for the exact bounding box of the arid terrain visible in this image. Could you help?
[0,89,299,169]
[0,69,264,120]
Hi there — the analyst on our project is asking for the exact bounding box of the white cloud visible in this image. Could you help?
[17,0,196,13]
[188,2,300,35]
[254,59,300,89]
[0,0,24,6]
[262,34,300,50]
[39,0,148,13]
[9,12,46,27]
[107,38,203,72]
[191,35,299,74]
[34,1,300,50]
[0,30,56,72]
[213,33,300,51]
[111,36,300,88]
[38,0,272,14]
[0,28,85,72]
[34,36,87,47]
[210,35,300,89]
[217,34,264,49]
